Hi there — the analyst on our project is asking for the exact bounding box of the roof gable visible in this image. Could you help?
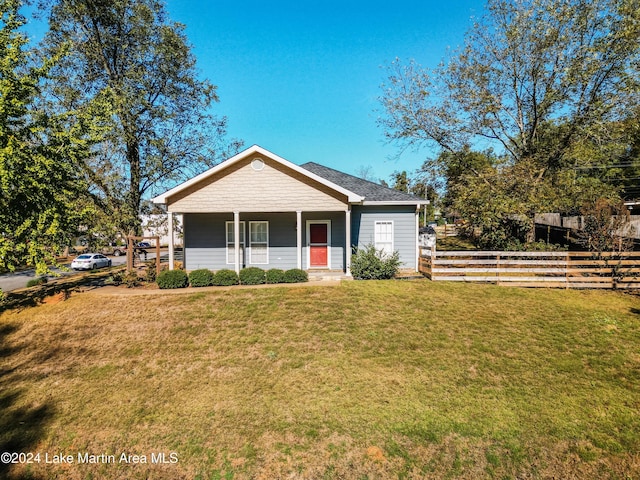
[153,145,364,204]
[152,145,427,207]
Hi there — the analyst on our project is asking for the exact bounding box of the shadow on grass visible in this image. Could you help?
[0,324,52,480]
[0,269,123,314]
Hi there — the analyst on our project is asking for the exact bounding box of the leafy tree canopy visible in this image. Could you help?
[41,0,242,237]
[0,0,90,273]
[379,0,640,247]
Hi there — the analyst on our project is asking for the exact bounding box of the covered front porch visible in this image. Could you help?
[166,209,353,275]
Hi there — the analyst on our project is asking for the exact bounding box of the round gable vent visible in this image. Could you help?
[251,158,265,171]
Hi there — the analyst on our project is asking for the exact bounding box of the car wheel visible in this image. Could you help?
[92,264,97,270]
[114,249,121,257]
[108,260,112,267]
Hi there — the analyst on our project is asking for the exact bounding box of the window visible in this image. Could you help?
[249,221,269,264]
[374,221,394,256]
[226,221,245,264]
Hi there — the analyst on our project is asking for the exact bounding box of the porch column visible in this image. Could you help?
[168,211,174,270]
[234,211,240,274]
[415,208,420,272]
[345,207,351,275]
[296,210,302,269]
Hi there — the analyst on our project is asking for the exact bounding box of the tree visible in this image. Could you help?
[42,0,242,236]
[387,170,437,224]
[0,0,89,273]
[379,0,640,246]
[390,170,410,193]
[355,165,377,182]
[576,198,634,252]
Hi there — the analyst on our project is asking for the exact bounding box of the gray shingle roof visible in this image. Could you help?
[300,162,425,203]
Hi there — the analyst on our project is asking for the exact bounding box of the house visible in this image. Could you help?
[152,145,427,274]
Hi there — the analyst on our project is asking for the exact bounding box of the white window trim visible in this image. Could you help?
[249,221,269,265]
[225,221,245,265]
[306,220,331,269]
[374,220,394,256]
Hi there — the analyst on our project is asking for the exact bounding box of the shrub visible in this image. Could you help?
[283,268,308,283]
[110,270,125,285]
[351,244,401,280]
[212,269,239,286]
[124,271,140,288]
[239,267,266,285]
[145,266,157,283]
[157,269,189,289]
[0,288,4,304]
[26,276,48,288]
[189,268,214,287]
[265,268,285,284]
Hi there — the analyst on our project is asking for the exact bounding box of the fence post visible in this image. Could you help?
[126,236,134,272]
[429,245,435,279]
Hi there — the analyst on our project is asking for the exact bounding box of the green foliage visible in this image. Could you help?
[212,269,239,286]
[265,268,286,284]
[449,158,619,249]
[380,0,640,247]
[188,268,214,287]
[0,0,89,275]
[283,269,309,283]
[110,270,125,286]
[351,244,401,280]
[0,287,4,303]
[145,266,157,283]
[239,267,266,285]
[156,269,188,289]
[43,0,242,236]
[124,271,140,288]
[26,277,48,288]
[577,198,634,252]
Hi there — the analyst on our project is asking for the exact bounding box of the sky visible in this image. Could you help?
[163,0,486,182]
[23,0,487,183]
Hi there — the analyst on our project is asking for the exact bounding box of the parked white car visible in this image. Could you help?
[71,253,112,271]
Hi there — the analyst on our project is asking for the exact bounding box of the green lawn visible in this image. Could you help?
[1,281,639,479]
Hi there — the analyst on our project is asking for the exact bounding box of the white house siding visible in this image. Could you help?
[167,157,347,213]
[351,205,418,269]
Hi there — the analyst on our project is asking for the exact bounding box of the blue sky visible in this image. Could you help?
[165,0,486,182]
[23,0,486,183]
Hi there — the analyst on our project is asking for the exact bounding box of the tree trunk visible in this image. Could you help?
[127,138,143,236]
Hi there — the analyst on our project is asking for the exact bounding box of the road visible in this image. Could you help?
[0,252,164,293]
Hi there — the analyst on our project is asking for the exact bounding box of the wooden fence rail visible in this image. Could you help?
[418,249,640,289]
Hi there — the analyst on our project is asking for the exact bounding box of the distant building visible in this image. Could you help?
[141,214,183,246]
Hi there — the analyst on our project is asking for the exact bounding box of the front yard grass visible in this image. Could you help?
[1,280,639,479]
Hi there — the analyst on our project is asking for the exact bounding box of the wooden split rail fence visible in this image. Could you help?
[419,250,640,289]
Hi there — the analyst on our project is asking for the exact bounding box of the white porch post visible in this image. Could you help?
[234,211,240,274]
[345,207,351,275]
[296,210,302,269]
[415,208,420,272]
[168,211,175,270]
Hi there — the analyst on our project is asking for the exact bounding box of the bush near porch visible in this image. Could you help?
[351,244,401,280]
[157,268,309,288]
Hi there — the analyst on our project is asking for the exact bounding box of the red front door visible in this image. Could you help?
[309,223,328,267]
